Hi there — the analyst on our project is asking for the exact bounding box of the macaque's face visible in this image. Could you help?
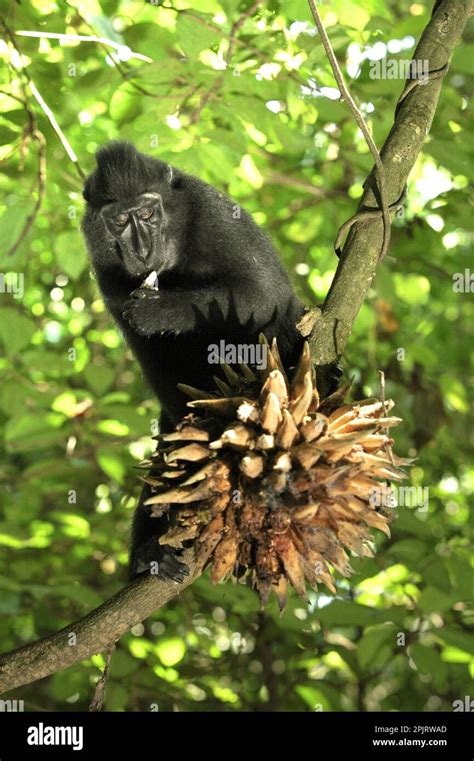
[100,192,166,277]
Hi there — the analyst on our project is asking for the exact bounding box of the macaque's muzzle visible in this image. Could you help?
[100,192,165,277]
[116,217,162,272]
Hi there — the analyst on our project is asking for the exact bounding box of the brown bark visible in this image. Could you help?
[0,550,196,693]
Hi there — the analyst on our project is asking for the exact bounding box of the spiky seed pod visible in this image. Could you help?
[142,337,411,609]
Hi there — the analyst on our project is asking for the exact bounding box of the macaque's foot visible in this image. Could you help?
[129,539,189,582]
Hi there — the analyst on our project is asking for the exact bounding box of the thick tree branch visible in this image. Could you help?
[0,550,197,694]
[308,0,472,370]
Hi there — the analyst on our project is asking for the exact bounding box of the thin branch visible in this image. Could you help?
[0,16,85,180]
[28,81,79,166]
[226,0,260,63]
[7,128,47,257]
[379,369,395,466]
[0,89,25,105]
[402,253,452,278]
[190,1,260,124]
[154,3,309,115]
[15,30,153,62]
[264,171,326,198]
[308,0,391,262]
[89,642,116,712]
[61,4,160,98]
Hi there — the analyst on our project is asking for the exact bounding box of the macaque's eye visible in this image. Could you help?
[138,207,153,220]
[115,213,129,226]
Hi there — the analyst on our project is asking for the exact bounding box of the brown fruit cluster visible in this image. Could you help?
[141,339,410,609]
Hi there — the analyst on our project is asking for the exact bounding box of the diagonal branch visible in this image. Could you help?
[308,0,391,262]
[15,30,153,62]
[308,0,473,372]
[0,550,197,693]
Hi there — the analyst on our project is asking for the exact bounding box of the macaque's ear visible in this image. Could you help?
[166,164,183,189]
[82,181,91,202]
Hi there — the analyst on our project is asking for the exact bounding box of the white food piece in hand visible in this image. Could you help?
[142,270,159,290]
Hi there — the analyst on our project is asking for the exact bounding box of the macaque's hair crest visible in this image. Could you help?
[83,141,167,208]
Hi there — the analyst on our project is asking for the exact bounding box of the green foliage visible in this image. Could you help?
[0,0,472,712]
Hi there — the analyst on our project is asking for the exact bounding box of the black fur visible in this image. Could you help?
[82,142,307,581]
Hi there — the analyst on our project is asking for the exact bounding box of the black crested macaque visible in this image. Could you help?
[82,141,314,582]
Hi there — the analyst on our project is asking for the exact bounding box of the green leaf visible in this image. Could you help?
[0,125,19,144]
[422,559,451,593]
[0,308,36,356]
[0,196,35,253]
[105,684,130,711]
[176,15,217,59]
[285,0,312,21]
[357,624,398,671]
[96,403,144,431]
[418,586,459,614]
[332,0,371,30]
[99,0,120,15]
[95,419,129,436]
[54,231,88,280]
[52,584,103,608]
[84,365,115,397]
[90,14,124,44]
[386,539,428,565]
[109,651,140,677]
[393,273,430,305]
[437,628,474,657]
[445,556,473,600]
[97,447,127,484]
[4,413,67,452]
[21,349,74,376]
[110,88,142,125]
[0,378,34,417]
[295,685,332,711]
[156,638,186,667]
[0,590,21,614]
[410,643,447,677]
[22,457,77,482]
[52,512,90,539]
[317,601,405,627]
